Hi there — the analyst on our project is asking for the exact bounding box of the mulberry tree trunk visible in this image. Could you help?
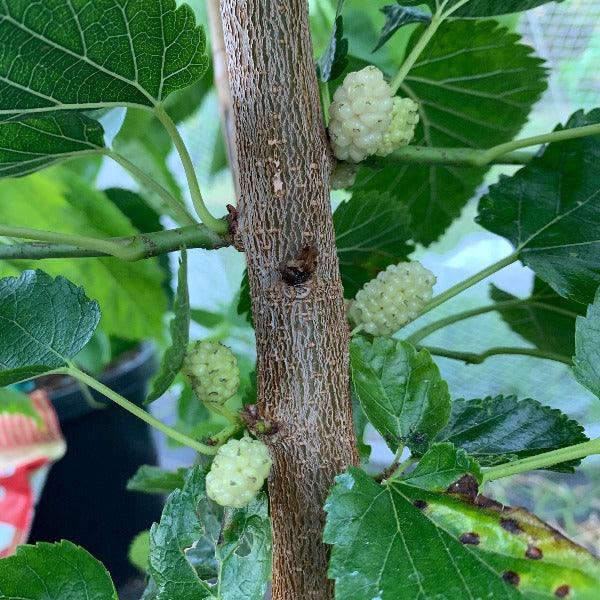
[220,1,359,598]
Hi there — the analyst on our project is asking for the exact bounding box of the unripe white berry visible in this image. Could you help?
[183,341,240,405]
[375,97,420,157]
[206,437,272,508]
[328,66,393,163]
[349,262,436,336]
[331,162,359,189]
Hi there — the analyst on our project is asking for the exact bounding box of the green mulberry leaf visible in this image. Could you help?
[0,269,99,385]
[435,395,588,472]
[0,0,209,118]
[400,0,565,17]
[325,467,600,600]
[316,0,348,82]
[350,337,450,453]
[0,540,117,599]
[127,465,188,496]
[573,287,600,399]
[374,5,430,52]
[478,110,600,305]
[0,113,104,178]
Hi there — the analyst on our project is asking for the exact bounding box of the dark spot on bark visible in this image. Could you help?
[502,571,520,586]
[447,475,478,502]
[500,517,522,534]
[459,532,480,545]
[413,499,427,510]
[555,585,570,597]
[226,204,238,235]
[280,245,317,285]
[474,495,504,510]
[526,545,543,559]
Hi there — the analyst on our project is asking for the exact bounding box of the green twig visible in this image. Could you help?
[482,438,600,483]
[414,253,519,321]
[422,344,572,366]
[67,366,219,455]
[0,224,228,261]
[105,150,196,226]
[0,225,139,261]
[406,298,579,344]
[155,106,228,234]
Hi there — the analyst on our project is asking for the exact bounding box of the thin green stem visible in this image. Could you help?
[476,122,600,166]
[105,150,196,226]
[415,252,519,320]
[0,225,138,261]
[390,10,444,94]
[387,456,418,481]
[210,422,243,445]
[0,224,227,261]
[366,147,533,168]
[67,366,218,455]
[482,438,600,484]
[206,401,240,425]
[155,106,228,234]
[422,344,572,366]
[406,298,578,344]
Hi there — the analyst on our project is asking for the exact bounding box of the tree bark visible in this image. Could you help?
[219,1,358,598]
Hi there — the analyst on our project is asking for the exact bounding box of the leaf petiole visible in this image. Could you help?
[66,365,219,455]
[422,344,572,366]
[154,105,228,234]
[482,437,600,483]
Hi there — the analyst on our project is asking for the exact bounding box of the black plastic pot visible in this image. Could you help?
[29,343,163,587]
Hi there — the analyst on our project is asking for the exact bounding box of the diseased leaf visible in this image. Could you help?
[355,20,546,245]
[0,113,104,178]
[573,287,600,398]
[127,465,188,495]
[374,5,430,52]
[491,279,587,356]
[0,169,168,340]
[0,0,209,118]
[333,191,413,297]
[216,494,272,600]
[436,395,588,471]
[401,443,482,491]
[0,540,117,599]
[325,468,600,600]
[350,337,450,453]
[0,387,42,426]
[400,0,565,17]
[146,249,190,403]
[0,270,99,385]
[149,466,214,600]
[478,110,600,304]
[316,0,348,82]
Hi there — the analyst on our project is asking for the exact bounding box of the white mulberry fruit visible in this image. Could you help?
[206,437,272,508]
[183,341,240,405]
[375,97,420,157]
[331,162,359,189]
[328,66,393,163]
[349,262,436,336]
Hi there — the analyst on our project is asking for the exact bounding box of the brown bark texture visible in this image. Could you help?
[219,1,359,598]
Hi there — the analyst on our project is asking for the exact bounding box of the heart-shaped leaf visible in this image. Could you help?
[0,0,208,118]
[0,270,99,385]
[333,191,413,297]
[350,337,450,453]
[146,249,190,404]
[355,20,546,245]
[435,395,588,471]
[0,113,104,178]
[478,110,600,304]
[0,540,117,599]
[573,287,600,399]
[325,468,600,600]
